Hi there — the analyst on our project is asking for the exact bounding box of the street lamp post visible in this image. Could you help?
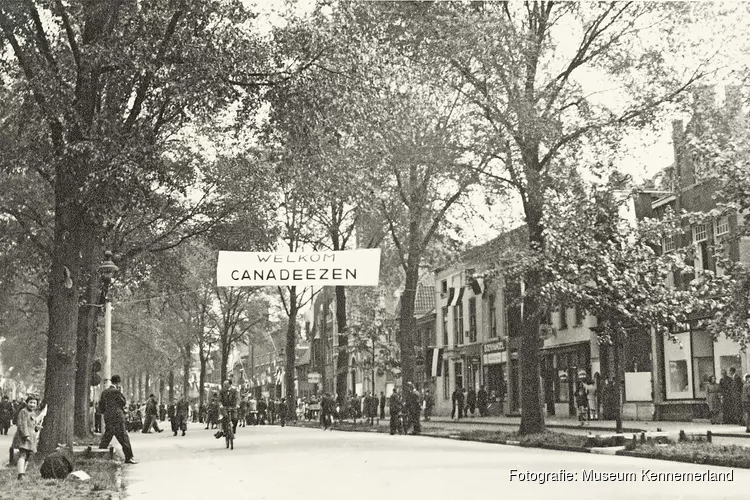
[99,251,119,389]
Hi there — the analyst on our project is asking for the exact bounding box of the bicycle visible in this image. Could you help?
[215,407,235,450]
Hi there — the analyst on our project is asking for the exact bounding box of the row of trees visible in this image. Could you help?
[1,0,750,453]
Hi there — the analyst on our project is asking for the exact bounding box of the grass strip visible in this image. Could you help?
[619,441,750,469]
[0,456,120,500]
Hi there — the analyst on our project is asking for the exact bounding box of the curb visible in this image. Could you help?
[428,419,643,434]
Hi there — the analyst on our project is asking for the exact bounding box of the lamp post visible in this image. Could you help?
[99,251,119,388]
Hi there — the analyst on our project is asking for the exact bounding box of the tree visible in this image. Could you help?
[539,174,728,432]
[399,1,717,434]
[0,0,278,453]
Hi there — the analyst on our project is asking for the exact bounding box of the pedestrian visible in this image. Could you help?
[575,380,589,426]
[219,380,240,434]
[0,395,13,435]
[706,375,722,424]
[423,389,434,421]
[99,375,138,464]
[159,401,167,422]
[320,393,334,430]
[731,367,744,424]
[238,396,248,428]
[467,387,477,417]
[405,383,421,435]
[278,398,288,427]
[247,394,258,426]
[719,369,733,423]
[257,396,268,425]
[477,385,488,417]
[176,396,190,436]
[451,386,464,420]
[141,394,163,433]
[743,374,750,433]
[12,395,39,480]
[168,399,178,435]
[379,392,386,420]
[268,398,276,425]
[389,388,403,435]
[368,392,379,425]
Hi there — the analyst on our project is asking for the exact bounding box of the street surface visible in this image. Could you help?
[119,422,750,500]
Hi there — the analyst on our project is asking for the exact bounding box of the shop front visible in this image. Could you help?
[482,339,507,415]
[655,327,748,421]
[541,341,591,417]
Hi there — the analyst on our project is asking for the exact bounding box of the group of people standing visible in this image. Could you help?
[450,385,490,419]
[705,367,750,428]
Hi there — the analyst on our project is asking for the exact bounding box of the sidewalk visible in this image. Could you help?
[425,414,750,438]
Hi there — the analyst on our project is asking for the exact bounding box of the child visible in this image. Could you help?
[13,396,39,480]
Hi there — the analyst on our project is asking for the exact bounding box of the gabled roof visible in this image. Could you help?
[395,284,435,319]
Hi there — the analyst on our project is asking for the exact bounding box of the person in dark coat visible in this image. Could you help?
[257,397,268,425]
[167,399,178,435]
[98,375,137,464]
[141,394,162,433]
[732,367,745,425]
[467,387,477,417]
[423,389,434,421]
[389,388,403,435]
[477,385,489,417]
[175,396,190,436]
[379,392,386,420]
[404,383,421,435]
[320,393,334,430]
[0,396,13,435]
[277,398,288,427]
[451,387,464,420]
[719,369,734,424]
[158,402,167,422]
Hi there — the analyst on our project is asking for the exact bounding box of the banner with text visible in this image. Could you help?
[217,249,381,287]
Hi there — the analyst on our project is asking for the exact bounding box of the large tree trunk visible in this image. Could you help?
[285,286,299,418]
[183,343,191,398]
[198,356,208,407]
[40,195,86,455]
[398,262,420,385]
[518,180,546,436]
[334,285,348,397]
[168,370,175,401]
[73,234,101,439]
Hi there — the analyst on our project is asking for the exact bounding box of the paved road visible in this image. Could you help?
[121,422,750,500]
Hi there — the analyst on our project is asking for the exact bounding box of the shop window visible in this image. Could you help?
[468,297,477,343]
[488,294,497,338]
[442,307,449,346]
[664,332,693,399]
[691,330,714,399]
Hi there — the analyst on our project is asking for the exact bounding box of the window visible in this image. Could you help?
[442,306,449,346]
[441,279,448,295]
[574,305,584,326]
[468,297,477,343]
[559,304,568,330]
[454,361,464,390]
[541,308,552,325]
[715,216,729,237]
[489,294,497,338]
[692,223,707,243]
[662,235,675,253]
[453,304,464,345]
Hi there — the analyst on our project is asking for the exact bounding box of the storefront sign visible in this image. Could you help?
[483,340,506,354]
[483,351,506,364]
[217,249,381,286]
[307,372,321,384]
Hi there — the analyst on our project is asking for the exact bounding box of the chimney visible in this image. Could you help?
[671,119,694,189]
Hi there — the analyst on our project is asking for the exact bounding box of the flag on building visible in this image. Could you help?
[447,287,464,306]
[470,277,484,296]
[429,347,443,377]
[275,366,283,382]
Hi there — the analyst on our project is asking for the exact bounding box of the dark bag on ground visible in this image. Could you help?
[40,449,74,479]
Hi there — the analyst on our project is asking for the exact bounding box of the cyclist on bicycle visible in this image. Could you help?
[219,379,240,435]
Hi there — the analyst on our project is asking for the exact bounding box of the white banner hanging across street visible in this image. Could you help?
[216,249,381,287]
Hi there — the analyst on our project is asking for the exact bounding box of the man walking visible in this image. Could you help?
[389,387,403,435]
[451,386,464,420]
[379,391,386,420]
[141,394,163,433]
[176,396,190,436]
[219,380,240,434]
[467,387,477,417]
[99,375,138,464]
[278,398,288,427]
[167,399,178,435]
[404,383,421,435]
[477,385,489,417]
[423,389,434,421]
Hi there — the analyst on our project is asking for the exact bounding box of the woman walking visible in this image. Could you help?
[13,396,39,480]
